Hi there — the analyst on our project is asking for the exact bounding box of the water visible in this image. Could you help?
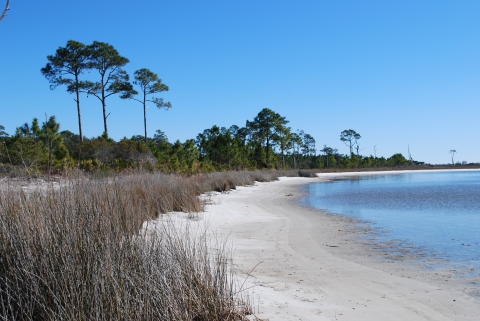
[303,170,480,271]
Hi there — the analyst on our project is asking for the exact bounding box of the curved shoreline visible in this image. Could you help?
[310,169,480,290]
[195,172,480,320]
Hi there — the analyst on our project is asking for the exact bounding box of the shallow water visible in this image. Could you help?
[303,170,480,271]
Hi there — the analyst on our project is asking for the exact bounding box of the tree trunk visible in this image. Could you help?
[75,75,83,142]
[101,74,108,137]
[242,142,246,170]
[102,100,108,136]
[293,143,296,168]
[76,95,83,142]
[266,137,270,167]
[143,92,148,143]
[48,141,52,180]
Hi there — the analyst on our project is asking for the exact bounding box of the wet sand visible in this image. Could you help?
[195,174,480,320]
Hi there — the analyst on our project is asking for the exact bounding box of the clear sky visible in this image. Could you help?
[0,1,478,164]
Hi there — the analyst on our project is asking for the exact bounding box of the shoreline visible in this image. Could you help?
[193,171,480,320]
[311,169,480,289]
[316,167,480,178]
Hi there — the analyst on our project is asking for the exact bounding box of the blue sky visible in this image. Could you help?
[0,1,478,164]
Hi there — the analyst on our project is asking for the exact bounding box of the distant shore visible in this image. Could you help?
[316,167,480,178]
[191,172,480,320]
[314,164,480,174]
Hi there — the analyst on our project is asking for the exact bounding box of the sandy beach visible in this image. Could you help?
[192,172,480,320]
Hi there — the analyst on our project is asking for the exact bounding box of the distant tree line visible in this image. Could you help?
[0,40,423,176]
[0,107,420,176]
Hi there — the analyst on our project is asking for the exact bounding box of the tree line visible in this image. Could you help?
[0,108,416,176]
[0,39,419,176]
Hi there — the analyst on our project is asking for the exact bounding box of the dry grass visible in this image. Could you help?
[187,169,317,193]
[0,169,314,320]
[0,176,243,320]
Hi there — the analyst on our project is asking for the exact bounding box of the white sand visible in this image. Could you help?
[194,172,480,320]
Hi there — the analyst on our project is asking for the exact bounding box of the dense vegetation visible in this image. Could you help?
[0,39,422,177]
[0,108,418,177]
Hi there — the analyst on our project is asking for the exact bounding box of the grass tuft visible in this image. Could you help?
[0,169,312,320]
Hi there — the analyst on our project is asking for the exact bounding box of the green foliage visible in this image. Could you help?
[0,117,67,174]
[340,129,361,155]
[0,124,8,138]
[42,41,174,144]
[277,126,292,168]
[1,105,425,176]
[319,146,337,169]
[41,40,90,94]
[83,41,134,136]
[41,40,90,141]
[247,108,288,167]
[124,68,172,142]
[387,153,408,166]
[341,156,351,169]
[131,68,171,105]
[5,135,45,172]
[35,40,432,175]
[196,125,239,168]
[60,130,81,158]
[37,116,68,174]
[315,156,325,169]
[113,138,156,171]
[289,132,303,169]
[301,133,316,156]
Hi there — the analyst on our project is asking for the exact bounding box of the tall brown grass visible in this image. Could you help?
[0,169,315,320]
[187,169,316,193]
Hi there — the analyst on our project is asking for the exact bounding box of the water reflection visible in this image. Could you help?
[304,171,480,270]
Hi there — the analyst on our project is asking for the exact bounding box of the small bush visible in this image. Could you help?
[297,169,317,177]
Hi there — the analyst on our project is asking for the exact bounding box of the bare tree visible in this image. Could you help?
[449,150,457,165]
[355,143,365,156]
[373,144,377,158]
[408,144,413,164]
[0,0,10,22]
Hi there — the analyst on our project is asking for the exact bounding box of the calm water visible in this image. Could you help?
[303,170,480,270]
